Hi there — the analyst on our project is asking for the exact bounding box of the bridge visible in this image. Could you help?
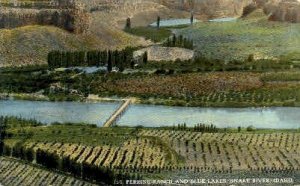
[103,99,131,127]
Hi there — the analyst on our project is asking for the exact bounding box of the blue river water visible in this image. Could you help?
[0,100,299,129]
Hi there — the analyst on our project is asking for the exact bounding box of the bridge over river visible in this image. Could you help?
[103,99,131,127]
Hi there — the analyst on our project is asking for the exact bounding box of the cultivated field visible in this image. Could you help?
[0,157,95,186]
[140,129,300,172]
[1,117,300,184]
[94,72,263,98]
[3,118,300,174]
[91,71,300,107]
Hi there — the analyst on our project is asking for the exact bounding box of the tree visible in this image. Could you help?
[143,51,148,64]
[51,11,60,26]
[126,17,131,29]
[130,60,135,69]
[172,34,176,46]
[248,54,254,62]
[107,51,112,72]
[190,12,194,25]
[157,16,161,29]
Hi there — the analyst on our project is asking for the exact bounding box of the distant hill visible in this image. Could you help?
[0,25,149,67]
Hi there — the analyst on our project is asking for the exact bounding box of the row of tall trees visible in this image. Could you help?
[194,123,218,133]
[173,123,218,133]
[163,34,194,49]
[0,117,7,155]
[45,149,137,184]
[47,47,145,71]
[2,143,135,185]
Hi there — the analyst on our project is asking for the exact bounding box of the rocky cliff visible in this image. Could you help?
[267,0,300,23]
[158,0,253,18]
[158,0,300,22]
[83,0,254,19]
[0,0,90,33]
[1,0,299,33]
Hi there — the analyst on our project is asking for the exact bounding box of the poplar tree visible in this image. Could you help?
[126,17,131,29]
[107,50,112,72]
[157,16,160,29]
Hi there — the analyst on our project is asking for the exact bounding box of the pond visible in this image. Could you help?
[55,66,107,74]
[149,18,199,27]
[208,17,238,22]
[0,100,299,129]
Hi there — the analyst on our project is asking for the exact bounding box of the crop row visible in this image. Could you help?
[140,130,300,171]
[94,72,262,99]
[1,137,171,184]
[194,88,300,105]
[24,137,170,170]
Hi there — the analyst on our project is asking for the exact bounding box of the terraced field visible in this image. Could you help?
[0,157,95,186]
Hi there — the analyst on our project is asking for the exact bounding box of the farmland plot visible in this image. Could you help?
[0,157,95,186]
[140,130,300,172]
[20,137,176,171]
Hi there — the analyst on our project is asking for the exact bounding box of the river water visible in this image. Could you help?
[0,100,120,126]
[0,100,299,129]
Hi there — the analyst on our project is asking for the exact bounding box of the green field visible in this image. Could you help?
[176,10,300,61]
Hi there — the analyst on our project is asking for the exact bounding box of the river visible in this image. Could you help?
[0,100,299,129]
[0,100,120,126]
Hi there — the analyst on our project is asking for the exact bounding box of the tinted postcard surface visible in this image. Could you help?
[0,0,299,185]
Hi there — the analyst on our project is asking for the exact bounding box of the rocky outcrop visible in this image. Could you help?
[158,0,253,18]
[134,46,194,62]
[79,0,254,20]
[267,0,300,23]
[0,0,90,33]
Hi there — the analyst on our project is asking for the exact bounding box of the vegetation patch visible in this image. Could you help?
[176,10,300,61]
